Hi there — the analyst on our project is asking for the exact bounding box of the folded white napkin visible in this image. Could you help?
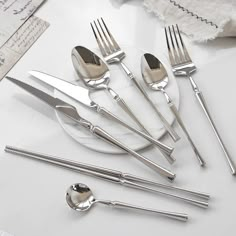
[143,0,236,41]
[118,0,236,41]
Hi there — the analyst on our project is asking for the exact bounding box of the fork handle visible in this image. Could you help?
[119,61,180,142]
[96,106,173,155]
[106,87,150,134]
[92,126,176,181]
[188,75,236,174]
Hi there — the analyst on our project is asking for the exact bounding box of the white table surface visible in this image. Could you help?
[1,0,236,235]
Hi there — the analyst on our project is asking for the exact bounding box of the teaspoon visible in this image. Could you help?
[66,183,188,221]
[141,53,206,166]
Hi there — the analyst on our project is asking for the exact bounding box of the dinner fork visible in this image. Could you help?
[90,17,180,143]
[165,24,236,174]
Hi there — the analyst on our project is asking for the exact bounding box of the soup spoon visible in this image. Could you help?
[72,46,149,134]
[66,183,188,221]
[141,53,206,166]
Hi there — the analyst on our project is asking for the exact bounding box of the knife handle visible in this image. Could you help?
[91,125,176,181]
[95,105,174,156]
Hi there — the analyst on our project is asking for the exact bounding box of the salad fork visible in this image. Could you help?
[90,17,180,143]
[165,24,236,174]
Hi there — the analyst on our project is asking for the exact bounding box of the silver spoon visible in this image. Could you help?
[66,183,188,221]
[71,46,149,134]
[72,46,175,164]
[141,53,206,166]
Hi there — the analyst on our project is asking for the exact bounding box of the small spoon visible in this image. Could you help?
[66,183,188,221]
[141,53,206,166]
[71,46,149,134]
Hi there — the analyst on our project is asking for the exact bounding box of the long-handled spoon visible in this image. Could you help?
[141,53,206,166]
[66,183,188,221]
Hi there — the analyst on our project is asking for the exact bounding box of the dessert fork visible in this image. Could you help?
[165,24,236,174]
[90,17,180,143]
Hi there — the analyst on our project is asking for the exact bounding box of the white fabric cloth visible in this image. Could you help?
[119,0,236,41]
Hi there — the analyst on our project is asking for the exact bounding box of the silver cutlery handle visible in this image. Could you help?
[92,126,176,181]
[122,180,208,208]
[188,75,236,174]
[106,87,151,134]
[96,106,173,155]
[97,200,188,221]
[122,172,210,200]
[119,61,180,142]
[6,146,210,202]
[164,91,206,166]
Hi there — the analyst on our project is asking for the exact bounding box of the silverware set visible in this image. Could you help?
[3,18,235,221]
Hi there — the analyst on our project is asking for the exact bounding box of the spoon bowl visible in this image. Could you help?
[71,46,110,89]
[141,53,168,91]
[66,183,95,211]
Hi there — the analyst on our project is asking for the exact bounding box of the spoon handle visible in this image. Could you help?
[97,200,188,221]
[96,106,174,156]
[166,96,206,167]
[106,87,150,134]
[119,61,180,142]
[92,125,176,181]
[106,89,176,164]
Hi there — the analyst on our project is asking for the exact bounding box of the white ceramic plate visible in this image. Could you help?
[55,46,180,154]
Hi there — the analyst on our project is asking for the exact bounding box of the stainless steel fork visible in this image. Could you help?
[165,24,236,174]
[90,17,180,143]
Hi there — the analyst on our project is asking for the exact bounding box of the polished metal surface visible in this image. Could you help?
[71,46,149,135]
[72,45,175,164]
[165,24,236,174]
[5,77,175,181]
[66,183,188,221]
[141,53,206,166]
[27,71,173,156]
[5,145,210,208]
[90,17,180,142]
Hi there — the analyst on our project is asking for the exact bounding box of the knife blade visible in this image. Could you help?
[5,76,176,180]
[29,70,95,108]
[27,70,174,156]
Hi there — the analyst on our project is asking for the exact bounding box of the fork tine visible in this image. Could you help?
[165,27,175,66]
[101,17,120,51]
[172,25,185,63]
[97,18,116,52]
[90,22,107,57]
[168,26,180,64]
[176,24,191,61]
[94,20,111,55]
